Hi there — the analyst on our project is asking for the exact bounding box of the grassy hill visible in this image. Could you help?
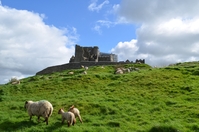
[1,62,199,132]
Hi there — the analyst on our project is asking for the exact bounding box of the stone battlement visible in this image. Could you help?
[69,44,118,62]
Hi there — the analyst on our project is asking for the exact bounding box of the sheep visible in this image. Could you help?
[11,80,20,85]
[58,108,76,127]
[115,68,123,74]
[24,100,53,125]
[10,77,20,85]
[82,71,87,74]
[84,66,89,70]
[68,105,83,123]
[68,71,74,75]
[121,68,130,73]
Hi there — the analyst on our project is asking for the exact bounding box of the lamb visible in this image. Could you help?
[24,100,53,125]
[68,105,83,123]
[58,108,76,127]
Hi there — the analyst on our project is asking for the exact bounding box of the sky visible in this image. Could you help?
[1,0,199,84]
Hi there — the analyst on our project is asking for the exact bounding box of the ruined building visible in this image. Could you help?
[36,44,145,75]
[69,44,118,63]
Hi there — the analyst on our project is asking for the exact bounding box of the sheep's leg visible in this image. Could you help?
[38,116,40,122]
[72,118,76,126]
[44,117,48,125]
[78,115,83,123]
[43,117,48,124]
[67,121,70,127]
[61,119,65,124]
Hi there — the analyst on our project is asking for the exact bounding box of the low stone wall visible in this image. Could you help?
[36,61,133,75]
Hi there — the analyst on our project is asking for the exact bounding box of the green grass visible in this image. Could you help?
[1,62,199,131]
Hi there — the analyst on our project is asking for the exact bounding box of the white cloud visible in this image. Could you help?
[111,39,139,61]
[0,5,77,84]
[111,0,199,66]
[91,3,129,34]
[118,0,199,24]
[97,20,114,28]
[88,0,109,12]
[93,25,102,35]
[93,20,115,34]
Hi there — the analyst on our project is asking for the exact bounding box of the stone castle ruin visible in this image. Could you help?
[36,44,145,75]
[69,45,118,63]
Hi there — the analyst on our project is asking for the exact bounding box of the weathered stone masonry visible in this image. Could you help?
[36,44,145,75]
[69,45,118,63]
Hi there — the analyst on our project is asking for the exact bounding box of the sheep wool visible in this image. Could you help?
[24,100,53,125]
[68,105,83,123]
[58,108,76,127]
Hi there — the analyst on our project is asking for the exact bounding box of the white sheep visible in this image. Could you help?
[84,66,89,70]
[10,77,20,85]
[82,71,87,74]
[115,68,123,74]
[58,108,76,127]
[68,105,83,123]
[68,71,74,75]
[122,68,130,73]
[24,100,53,125]
[11,80,20,85]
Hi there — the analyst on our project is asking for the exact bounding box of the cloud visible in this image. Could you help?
[118,0,199,23]
[111,39,139,60]
[93,20,114,33]
[0,5,77,84]
[93,25,102,35]
[88,0,109,12]
[111,0,199,66]
[97,20,115,28]
[91,3,129,34]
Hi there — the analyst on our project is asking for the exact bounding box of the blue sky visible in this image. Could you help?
[2,0,136,52]
[1,0,199,84]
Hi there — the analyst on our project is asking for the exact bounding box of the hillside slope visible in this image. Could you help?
[1,62,199,131]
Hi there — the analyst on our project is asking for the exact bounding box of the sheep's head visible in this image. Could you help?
[68,105,75,112]
[24,101,33,110]
[58,108,64,114]
[24,101,29,109]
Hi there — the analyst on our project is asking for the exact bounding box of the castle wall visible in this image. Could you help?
[74,45,83,62]
[39,44,145,75]
[98,56,111,61]
[93,46,99,62]
[36,61,133,75]
[74,45,99,62]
